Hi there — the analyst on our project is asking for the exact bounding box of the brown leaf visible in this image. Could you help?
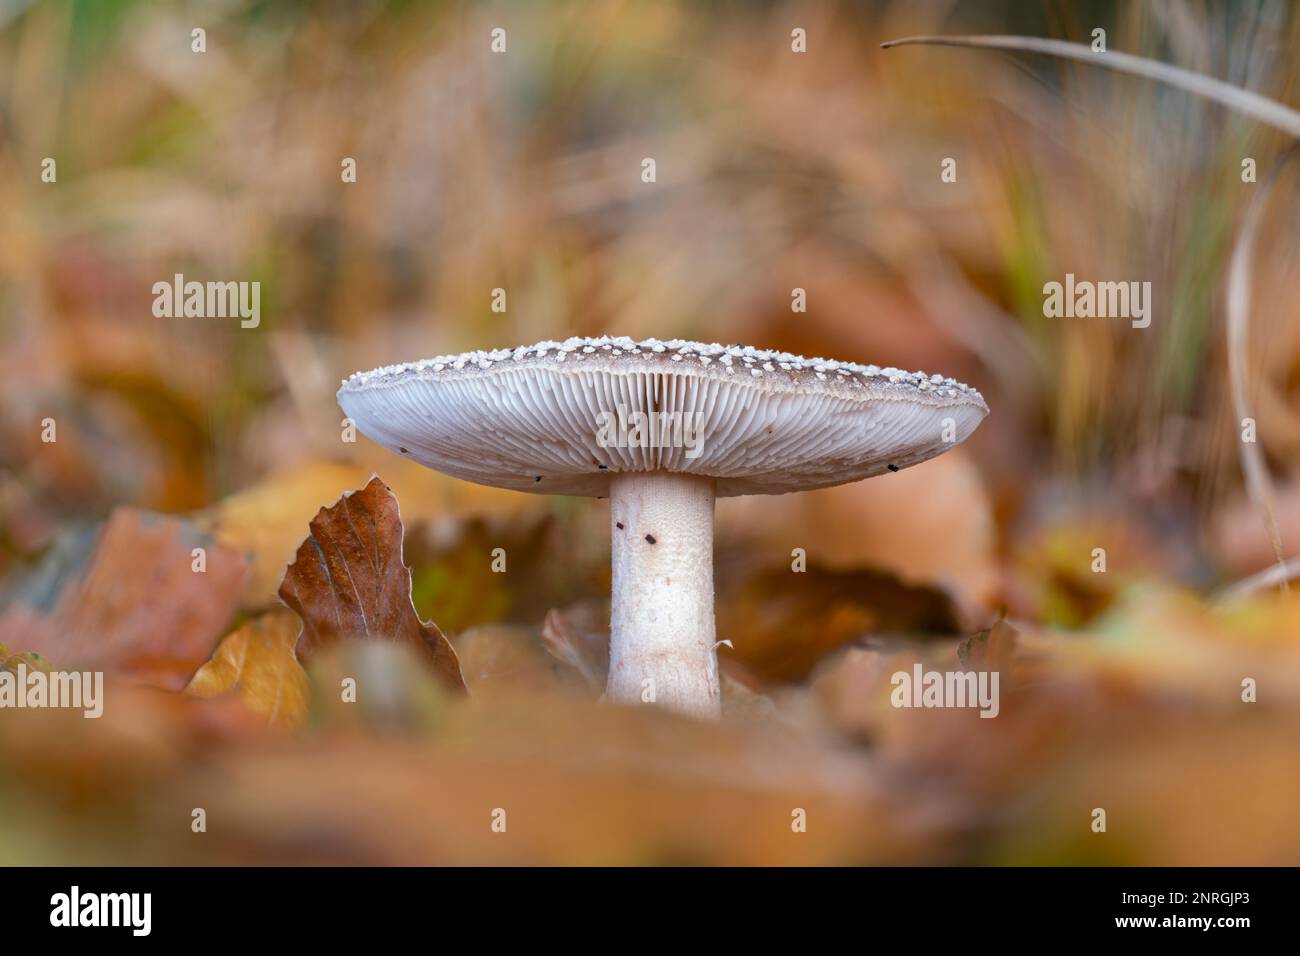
[0,509,249,690]
[724,451,1000,611]
[186,610,310,729]
[810,646,896,739]
[716,562,963,683]
[277,476,466,692]
[180,695,888,865]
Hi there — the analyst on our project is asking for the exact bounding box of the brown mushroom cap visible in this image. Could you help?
[337,336,988,497]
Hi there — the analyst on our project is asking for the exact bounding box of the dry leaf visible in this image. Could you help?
[277,476,466,692]
[723,451,999,611]
[180,695,888,865]
[716,563,962,682]
[186,610,309,729]
[0,509,249,690]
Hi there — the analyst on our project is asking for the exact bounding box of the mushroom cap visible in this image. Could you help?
[337,336,988,497]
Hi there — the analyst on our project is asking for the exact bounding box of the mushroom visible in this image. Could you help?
[337,336,988,718]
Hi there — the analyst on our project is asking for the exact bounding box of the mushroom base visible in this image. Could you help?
[607,472,720,718]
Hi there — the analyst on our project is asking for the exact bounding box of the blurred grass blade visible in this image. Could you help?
[1225,148,1300,590]
[880,35,1300,139]
[1217,556,1300,601]
[883,32,1299,589]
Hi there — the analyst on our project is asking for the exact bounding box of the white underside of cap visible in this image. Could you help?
[338,336,988,497]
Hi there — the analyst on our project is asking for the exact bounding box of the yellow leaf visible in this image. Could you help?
[186,610,309,729]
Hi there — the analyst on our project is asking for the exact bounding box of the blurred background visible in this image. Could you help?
[2,0,1300,865]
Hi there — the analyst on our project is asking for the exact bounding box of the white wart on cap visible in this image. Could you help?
[338,336,988,719]
[337,336,987,497]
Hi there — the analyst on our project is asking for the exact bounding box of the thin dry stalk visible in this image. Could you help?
[880,34,1300,139]
[1225,149,1299,590]
[883,31,1300,592]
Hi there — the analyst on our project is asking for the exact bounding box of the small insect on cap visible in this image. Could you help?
[336,335,988,497]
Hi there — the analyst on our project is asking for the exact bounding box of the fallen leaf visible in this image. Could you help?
[1064,587,1300,702]
[180,695,890,865]
[186,610,309,729]
[986,720,1300,865]
[0,509,249,690]
[810,646,896,740]
[715,562,963,682]
[277,476,466,692]
[1009,506,1173,628]
[723,450,1000,611]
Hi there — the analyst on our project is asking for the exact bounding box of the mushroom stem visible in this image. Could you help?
[608,471,720,718]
